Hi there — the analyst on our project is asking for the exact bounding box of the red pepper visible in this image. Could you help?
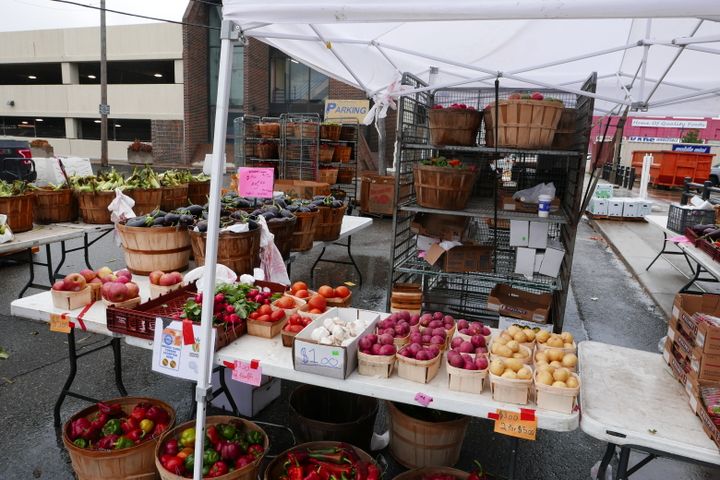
[97,402,122,417]
[120,417,138,434]
[286,453,304,480]
[310,460,354,479]
[90,412,109,431]
[163,438,179,456]
[304,472,321,480]
[247,443,264,458]
[80,425,101,442]
[234,454,255,470]
[164,456,185,475]
[206,425,222,447]
[130,404,147,423]
[160,454,175,467]
[367,464,380,480]
[208,460,229,477]
[69,418,91,440]
[468,460,490,480]
[152,423,168,437]
[146,406,170,424]
[97,434,119,450]
[127,429,145,443]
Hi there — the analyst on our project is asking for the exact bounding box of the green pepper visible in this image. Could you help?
[184,453,195,471]
[73,438,87,449]
[114,436,135,450]
[245,430,263,445]
[204,449,221,464]
[218,424,236,440]
[102,419,123,436]
[203,464,211,476]
[179,427,196,447]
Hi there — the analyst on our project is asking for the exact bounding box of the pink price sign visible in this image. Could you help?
[237,167,274,198]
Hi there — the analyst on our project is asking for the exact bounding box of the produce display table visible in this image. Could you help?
[579,341,720,479]
[0,222,113,296]
[645,215,720,292]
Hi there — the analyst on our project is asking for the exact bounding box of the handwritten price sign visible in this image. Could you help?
[493,409,537,441]
[232,360,262,386]
[237,167,274,198]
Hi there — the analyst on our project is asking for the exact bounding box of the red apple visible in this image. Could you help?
[79,269,96,282]
[96,266,113,279]
[149,270,164,286]
[100,274,118,284]
[52,280,66,291]
[89,277,103,285]
[159,273,178,287]
[115,269,132,281]
[170,272,183,285]
[508,92,522,100]
[116,276,130,284]
[102,282,128,303]
[63,273,87,292]
[125,282,139,299]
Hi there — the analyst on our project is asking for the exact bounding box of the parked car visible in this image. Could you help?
[0,140,36,182]
[710,164,720,185]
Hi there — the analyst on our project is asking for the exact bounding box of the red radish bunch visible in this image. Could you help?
[450,335,488,355]
[358,334,397,356]
[409,324,447,347]
[188,292,243,325]
[397,342,440,361]
[376,311,416,339]
[447,350,489,371]
[246,289,273,305]
[418,312,455,331]
[456,319,491,337]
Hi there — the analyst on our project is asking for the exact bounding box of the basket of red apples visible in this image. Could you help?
[455,319,492,344]
[396,342,442,384]
[375,311,416,347]
[149,270,184,299]
[357,333,397,378]
[446,342,489,394]
[51,272,93,310]
[99,268,141,308]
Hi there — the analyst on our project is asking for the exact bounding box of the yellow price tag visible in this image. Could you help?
[493,409,537,441]
[49,313,71,334]
[344,281,356,287]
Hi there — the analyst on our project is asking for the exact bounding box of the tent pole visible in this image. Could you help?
[309,24,369,93]
[192,19,239,480]
[649,85,720,108]
[638,19,652,101]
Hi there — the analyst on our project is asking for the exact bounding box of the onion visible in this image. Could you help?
[378,333,394,345]
[470,335,485,348]
[409,314,420,325]
[408,343,422,355]
[358,336,374,351]
[426,345,440,358]
[409,332,423,344]
[421,334,432,344]
[456,319,469,330]
[430,335,444,345]
[398,311,410,321]
[371,343,383,355]
[450,337,463,349]
[432,312,444,320]
[415,350,430,361]
[459,341,474,353]
[429,320,442,329]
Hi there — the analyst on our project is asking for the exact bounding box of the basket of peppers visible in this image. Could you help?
[155,415,268,479]
[62,397,175,480]
[264,442,380,480]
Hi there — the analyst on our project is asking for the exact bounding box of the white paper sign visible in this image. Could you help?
[294,343,344,371]
[152,319,216,382]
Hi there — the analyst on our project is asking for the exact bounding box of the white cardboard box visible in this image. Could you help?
[594,184,614,199]
[528,222,549,249]
[539,240,565,278]
[637,199,653,216]
[510,220,529,247]
[587,198,609,216]
[618,197,639,217]
[608,199,624,217]
[293,308,379,379]
[210,370,281,416]
[498,315,554,332]
[515,247,536,278]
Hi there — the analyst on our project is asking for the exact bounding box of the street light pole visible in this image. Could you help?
[100,0,108,167]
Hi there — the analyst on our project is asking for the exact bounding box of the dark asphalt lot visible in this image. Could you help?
[0,216,718,479]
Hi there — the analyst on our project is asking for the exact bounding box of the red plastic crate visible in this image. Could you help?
[697,238,720,263]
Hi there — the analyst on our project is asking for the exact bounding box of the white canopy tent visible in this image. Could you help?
[192,2,720,478]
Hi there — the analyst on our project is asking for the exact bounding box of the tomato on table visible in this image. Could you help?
[270,309,285,322]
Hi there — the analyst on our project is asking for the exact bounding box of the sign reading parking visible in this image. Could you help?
[325,99,370,123]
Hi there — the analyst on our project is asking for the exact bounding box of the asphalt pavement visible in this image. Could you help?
[0,214,718,479]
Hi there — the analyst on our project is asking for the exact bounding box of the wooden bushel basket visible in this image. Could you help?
[258,122,280,138]
[34,188,78,223]
[333,144,352,163]
[257,142,279,159]
[267,216,297,260]
[413,165,477,210]
[290,210,320,251]
[484,99,564,149]
[157,416,267,480]
[317,168,339,185]
[314,204,346,242]
[0,192,34,233]
[63,396,176,480]
[160,185,189,211]
[190,227,261,276]
[126,188,163,216]
[320,124,342,141]
[76,190,115,224]
[312,144,336,163]
[394,468,469,480]
[428,108,482,146]
[187,180,210,205]
[550,108,576,150]
[116,223,191,275]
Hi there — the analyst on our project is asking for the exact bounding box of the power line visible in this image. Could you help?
[45,0,220,30]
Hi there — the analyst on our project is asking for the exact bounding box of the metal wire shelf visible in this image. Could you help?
[399,197,569,224]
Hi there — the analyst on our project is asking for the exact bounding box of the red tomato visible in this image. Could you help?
[308,294,327,312]
[275,296,295,309]
[295,289,309,299]
[318,285,335,298]
[288,324,304,333]
[309,308,323,314]
[334,286,351,298]
[258,304,273,316]
[249,312,259,320]
[257,314,271,322]
[288,314,301,326]
[291,281,308,293]
[270,309,285,322]
[302,317,313,327]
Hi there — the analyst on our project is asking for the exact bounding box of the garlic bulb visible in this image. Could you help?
[311,326,329,341]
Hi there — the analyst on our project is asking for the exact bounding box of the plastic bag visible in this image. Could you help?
[108,188,136,223]
[184,264,237,287]
[0,214,14,244]
[256,216,290,285]
[513,182,556,203]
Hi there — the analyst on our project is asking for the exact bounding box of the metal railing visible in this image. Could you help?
[681,176,720,205]
[601,164,636,189]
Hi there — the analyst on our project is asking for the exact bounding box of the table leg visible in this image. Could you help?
[679,262,704,293]
[614,446,630,480]
[596,443,615,479]
[44,244,54,285]
[83,233,93,270]
[54,329,79,428]
[646,232,668,271]
[345,236,363,287]
[310,246,327,287]
[19,249,35,297]
[507,436,519,480]
[217,366,240,416]
[53,240,69,279]
[111,337,127,396]
[310,238,364,288]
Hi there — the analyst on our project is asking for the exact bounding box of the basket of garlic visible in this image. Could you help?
[292,308,379,379]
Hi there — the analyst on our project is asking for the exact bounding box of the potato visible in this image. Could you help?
[494,336,508,346]
[518,348,529,358]
[550,360,563,368]
[516,367,532,380]
[523,328,536,341]
[507,325,520,336]
[547,349,564,362]
[500,332,513,342]
[489,359,505,376]
[513,331,528,343]
[536,363,555,374]
[536,330,550,343]
[491,343,501,354]
[566,376,579,388]
[553,367,570,382]
[501,370,517,379]
[504,357,523,372]
[564,343,575,349]
[506,340,520,353]
[547,336,564,348]
[552,381,567,388]
[562,353,578,368]
[561,332,574,344]
[535,351,548,363]
[496,345,513,358]
[537,370,554,385]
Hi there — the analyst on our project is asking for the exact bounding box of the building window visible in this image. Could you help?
[77,118,151,141]
[77,61,175,84]
[270,48,329,104]
[0,63,62,85]
[0,116,66,137]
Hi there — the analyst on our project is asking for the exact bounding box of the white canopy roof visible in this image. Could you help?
[224,0,720,116]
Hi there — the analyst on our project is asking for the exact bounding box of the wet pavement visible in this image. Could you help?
[0,211,719,479]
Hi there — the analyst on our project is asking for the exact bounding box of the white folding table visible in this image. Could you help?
[579,341,720,479]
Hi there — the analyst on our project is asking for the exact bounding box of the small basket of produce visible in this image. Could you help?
[320,122,342,141]
[446,350,489,394]
[63,397,175,480]
[490,339,532,365]
[273,295,305,316]
[0,180,34,232]
[156,416,267,479]
[534,367,580,413]
[455,319,492,345]
[316,284,352,307]
[287,200,320,252]
[396,343,442,384]
[312,196,347,242]
[281,312,313,347]
[264,442,379,480]
[51,272,94,310]
[318,167,339,185]
[535,330,577,354]
[413,157,477,210]
[159,169,192,211]
[488,359,533,405]
[99,269,142,308]
[148,270,184,299]
[428,103,482,146]
[358,333,398,378]
[32,182,78,223]
[484,92,565,149]
[258,122,280,138]
[376,311,412,347]
[247,303,288,338]
[534,349,578,373]
[256,141,279,159]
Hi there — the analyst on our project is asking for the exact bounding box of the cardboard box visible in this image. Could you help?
[534,252,544,272]
[673,293,720,355]
[498,315,553,332]
[275,180,330,199]
[619,198,640,217]
[662,338,689,385]
[608,199,624,217]
[528,222,549,249]
[499,193,560,212]
[689,348,720,382]
[587,197,609,216]
[417,234,439,252]
[538,241,565,278]
[210,370,281,416]
[411,213,468,242]
[366,182,395,215]
[487,284,552,323]
[637,200,653,217]
[442,243,493,273]
[292,308,379,379]
[510,220,529,247]
[515,247,536,277]
[690,390,720,450]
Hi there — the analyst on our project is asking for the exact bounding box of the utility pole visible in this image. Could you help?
[100,0,108,167]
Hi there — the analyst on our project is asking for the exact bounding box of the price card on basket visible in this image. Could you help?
[237,167,274,198]
[492,409,537,441]
[49,313,71,333]
[152,319,215,382]
[232,360,262,386]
